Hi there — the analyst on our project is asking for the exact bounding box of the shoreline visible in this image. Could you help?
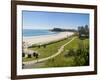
[23,32,74,48]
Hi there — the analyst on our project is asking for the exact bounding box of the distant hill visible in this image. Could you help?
[50,28,77,32]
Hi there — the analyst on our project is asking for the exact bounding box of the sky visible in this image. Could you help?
[22,11,89,30]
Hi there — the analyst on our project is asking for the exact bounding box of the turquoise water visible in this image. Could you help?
[23,29,57,37]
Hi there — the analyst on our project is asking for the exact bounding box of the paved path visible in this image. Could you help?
[23,37,76,65]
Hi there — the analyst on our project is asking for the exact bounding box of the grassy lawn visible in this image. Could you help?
[23,36,74,62]
[23,36,89,68]
[41,37,89,68]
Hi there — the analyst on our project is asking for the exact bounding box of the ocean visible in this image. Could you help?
[23,29,57,37]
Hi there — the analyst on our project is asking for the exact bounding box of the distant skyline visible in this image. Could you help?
[22,11,89,30]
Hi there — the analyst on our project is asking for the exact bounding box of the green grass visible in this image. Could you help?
[64,37,89,50]
[23,36,74,62]
[43,55,75,68]
[41,37,89,68]
[23,36,89,68]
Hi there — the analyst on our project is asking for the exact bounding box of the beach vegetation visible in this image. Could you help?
[41,37,89,68]
[23,35,89,68]
[23,36,73,62]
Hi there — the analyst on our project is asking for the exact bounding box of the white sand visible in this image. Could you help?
[23,32,74,48]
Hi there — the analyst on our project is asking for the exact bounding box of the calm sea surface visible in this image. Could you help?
[23,29,57,37]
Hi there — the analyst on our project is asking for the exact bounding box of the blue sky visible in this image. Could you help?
[22,11,89,30]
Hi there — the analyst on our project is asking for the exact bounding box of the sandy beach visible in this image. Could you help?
[23,32,74,48]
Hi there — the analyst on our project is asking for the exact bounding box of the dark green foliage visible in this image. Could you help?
[74,40,89,66]
[28,54,32,58]
[63,37,89,66]
[33,52,39,59]
[64,39,89,66]
[28,44,38,48]
[67,49,75,56]
[33,52,36,57]
[35,53,39,59]
[43,44,46,48]
[50,28,77,32]
[38,45,41,48]
[22,53,25,57]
